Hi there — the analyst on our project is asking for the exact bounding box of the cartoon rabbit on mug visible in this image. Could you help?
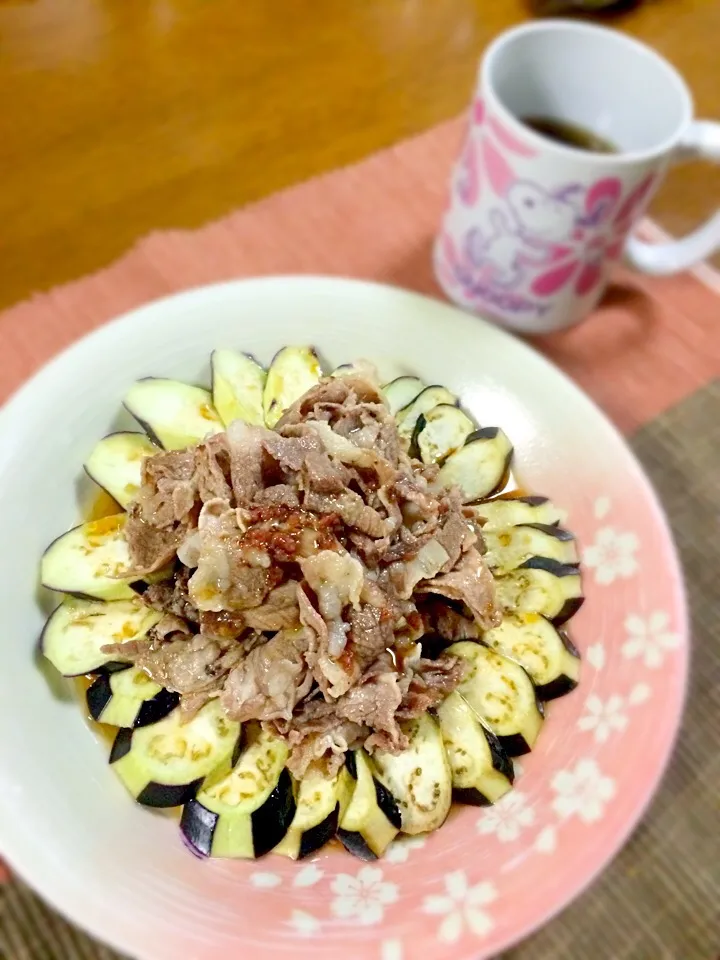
[465,181,583,288]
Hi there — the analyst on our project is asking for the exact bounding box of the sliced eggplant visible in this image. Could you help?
[41,515,136,601]
[338,750,400,860]
[381,376,425,415]
[449,641,544,756]
[41,597,161,676]
[411,404,475,464]
[372,713,452,835]
[437,428,513,503]
[437,691,514,805]
[483,613,581,701]
[331,360,379,382]
[110,699,240,808]
[87,666,179,728]
[180,724,293,858]
[124,378,224,450]
[211,349,266,427]
[484,524,578,575]
[84,432,158,509]
[469,496,564,530]
[263,346,323,427]
[274,766,353,860]
[396,386,458,441]
[495,557,584,624]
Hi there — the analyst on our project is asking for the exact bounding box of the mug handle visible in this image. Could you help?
[625,120,720,275]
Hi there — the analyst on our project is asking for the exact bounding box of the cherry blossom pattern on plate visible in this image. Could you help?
[551,758,616,824]
[583,525,639,585]
[293,863,325,888]
[249,871,282,890]
[476,790,535,843]
[287,910,322,938]
[622,611,682,669]
[380,940,404,960]
[330,866,399,927]
[585,642,606,671]
[423,871,498,945]
[577,683,652,744]
[384,835,427,864]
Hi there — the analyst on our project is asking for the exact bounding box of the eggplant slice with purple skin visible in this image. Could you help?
[41,517,137,601]
[211,349,266,427]
[181,724,294,858]
[110,700,240,808]
[123,377,224,450]
[469,495,564,530]
[41,597,161,677]
[372,712,453,835]
[395,385,458,441]
[482,613,581,701]
[338,750,401,861]
[86,666,179,729]
[381,375,425,416]
[437,427,514,503]
[410,403,475,464]
[448,641,544,757]
[437,691,514,806]
[483,523,579,575]
[495,557,584,625]
[263,346,323,428]
[84,432,159,509]
[274,766,354,860]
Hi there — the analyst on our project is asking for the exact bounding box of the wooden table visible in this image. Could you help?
[1,0,719,311]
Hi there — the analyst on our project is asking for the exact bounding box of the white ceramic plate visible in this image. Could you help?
[0,277,687,960]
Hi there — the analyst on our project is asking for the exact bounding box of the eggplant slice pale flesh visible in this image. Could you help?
[110,700,240,808]
[338,750,401,860]
[469,495,564,530]
[372,713,453,835]
[395,385,458,441]
[483,613,581,700]
[411,403,475,464]
[211,349,267,427]
[263,346,322,427]
[495,557,584,624]
[181,725,293,858]
[84,432,158,509]
[41,516,136,602]
[437,427,514,503]
[381,376,425,415]
[87,666,179,728]
[274,767,353,860]
[483,523,579,575]
[449,641,544,756]
[124,378,224,450]
[437,691,514,805]
[41,597,161,677]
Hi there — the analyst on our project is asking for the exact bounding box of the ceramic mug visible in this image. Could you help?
[434,20,720,334]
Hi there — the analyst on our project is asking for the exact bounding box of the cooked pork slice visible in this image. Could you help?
[220,628,311,723]
[417,547,502,629]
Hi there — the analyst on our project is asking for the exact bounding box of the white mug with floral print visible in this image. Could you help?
[435,21,720,333]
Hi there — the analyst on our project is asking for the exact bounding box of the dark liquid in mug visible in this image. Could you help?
[522,116,617,154]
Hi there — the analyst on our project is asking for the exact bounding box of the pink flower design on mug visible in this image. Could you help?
[531,173,656,297]
[455,99,538,207]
